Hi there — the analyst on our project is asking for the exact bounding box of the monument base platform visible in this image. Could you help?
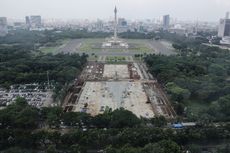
[102,37,129,49]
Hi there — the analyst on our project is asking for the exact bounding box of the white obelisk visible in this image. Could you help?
[114,6,118,40]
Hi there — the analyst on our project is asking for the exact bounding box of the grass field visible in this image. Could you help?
[133,56,145,61]
[126,39,153,52]
[40,38,154,54]
[79,38,104,52]
[79,38,153,53]
[106,56,126,61]
[105,56,129,64]
[40,39,69,54]
[87,54,99,61]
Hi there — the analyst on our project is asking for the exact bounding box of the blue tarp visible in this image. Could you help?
[172,123,183,128]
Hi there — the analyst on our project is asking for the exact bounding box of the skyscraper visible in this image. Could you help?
[25,16,30,28]
[163,15,170,30]
[226,12,229,19]
[218,13,230,38]
[96,19,103,31]
[0,17,8,37]
[30,16,42,28]
[118,18,127,27]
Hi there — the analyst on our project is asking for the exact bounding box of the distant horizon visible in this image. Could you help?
[1,0,230,22]
[5,16,220,24]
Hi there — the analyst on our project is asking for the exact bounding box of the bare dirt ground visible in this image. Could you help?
[103,64,129,79]
[74,81,154,118]
[63,62,176,119]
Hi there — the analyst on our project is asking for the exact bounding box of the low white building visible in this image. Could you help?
[220,36,230,45]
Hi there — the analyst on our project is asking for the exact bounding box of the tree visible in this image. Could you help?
[46,145,57,153]
[105,145,118,153]
[218,95,230,116]
[42,107,63,128]
[217,144,230,153]
[188,144,202,153]
[92,113,111,128]
[70,144,82,153]
[157,140,181,153]
[1,147,36,153]
[174,103,185,116]
[142,143,164,153]
[62,112,80,126]
[15,107,39,128]
[0,97,39,129]
[119,144,141,153]
[166,82,191,102]
[150,116,167,127]
[110,108,141,128]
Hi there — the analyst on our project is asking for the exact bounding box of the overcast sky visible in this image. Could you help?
[0,0,230,21]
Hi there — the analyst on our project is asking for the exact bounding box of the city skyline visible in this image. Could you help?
[0,0,230,22]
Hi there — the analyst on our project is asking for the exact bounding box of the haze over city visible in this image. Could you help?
[1,0,230,21]
[1,0,230,152]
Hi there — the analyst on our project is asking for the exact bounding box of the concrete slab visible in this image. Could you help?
[103,64,129,79]
[74,81,155,118]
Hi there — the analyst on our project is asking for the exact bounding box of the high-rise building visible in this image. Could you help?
[118,18,128,33]
[163,15,170,30]
[25,16,30,28]
[226,12,229,19]
[95,19,103,31]
[30,16,42,28]
[218,13,230,38]
[218,12,230,45]
[118,18,127,27]
[0,17,8,37]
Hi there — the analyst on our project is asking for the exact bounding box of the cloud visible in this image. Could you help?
[214,0,230,6]
[0,0,229,21]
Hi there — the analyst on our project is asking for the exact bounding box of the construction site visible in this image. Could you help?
[63,60,176,119]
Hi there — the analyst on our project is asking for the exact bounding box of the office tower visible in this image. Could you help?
[118,18,127,27]
[226,12,229,19]
[218,13,230,38]
[25,16,30,28]
[163,15,170,30]
[96,19,103,31]
[30,15,42,28]
[0,17,8,37]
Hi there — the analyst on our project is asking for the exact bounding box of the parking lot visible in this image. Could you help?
[0,84,53,108]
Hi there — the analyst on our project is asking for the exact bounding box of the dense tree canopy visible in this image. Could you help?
[145,42,230,121]
[1,99,229,152]
[0,45,87,87]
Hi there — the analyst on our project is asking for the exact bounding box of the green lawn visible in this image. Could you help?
[40,38,154,54]
[106,56,126,61]
[40,39,69,54]
[87,55,99,61]
[133,56,144,61]
[126,39,153,52]
[105,56,128,64]
[40,46,59,54]
[79,38,104,52]
[79,38,153,53]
